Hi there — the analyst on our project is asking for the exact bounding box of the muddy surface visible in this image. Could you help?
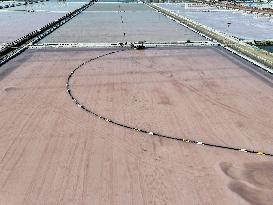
[0,47,272,204]
[220,162,273,205]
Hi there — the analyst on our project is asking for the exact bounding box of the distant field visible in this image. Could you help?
[40,2,206,43]
[157,3,273,41]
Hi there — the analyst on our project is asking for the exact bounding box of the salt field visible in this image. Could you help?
[157,3,273,40]
[1,1,273,205]
[0,1,90,44]
[1,45,273,204]
[0,11,64,43]
[243,2,273,9]
[40,2,206,43]
[6,0,88,12]
[0,1,17,7]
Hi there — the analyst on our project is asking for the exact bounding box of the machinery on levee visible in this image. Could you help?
[131,41,146,50]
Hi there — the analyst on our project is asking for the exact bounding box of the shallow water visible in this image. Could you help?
[259,45,273,53]
[157,3,273,41]
[86,2,151,11]
[40,2,206,43]
[0,1,88,44]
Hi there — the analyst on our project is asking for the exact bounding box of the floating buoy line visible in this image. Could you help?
[66,46,273,157]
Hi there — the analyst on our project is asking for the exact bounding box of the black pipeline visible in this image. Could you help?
[66,47,273,157]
